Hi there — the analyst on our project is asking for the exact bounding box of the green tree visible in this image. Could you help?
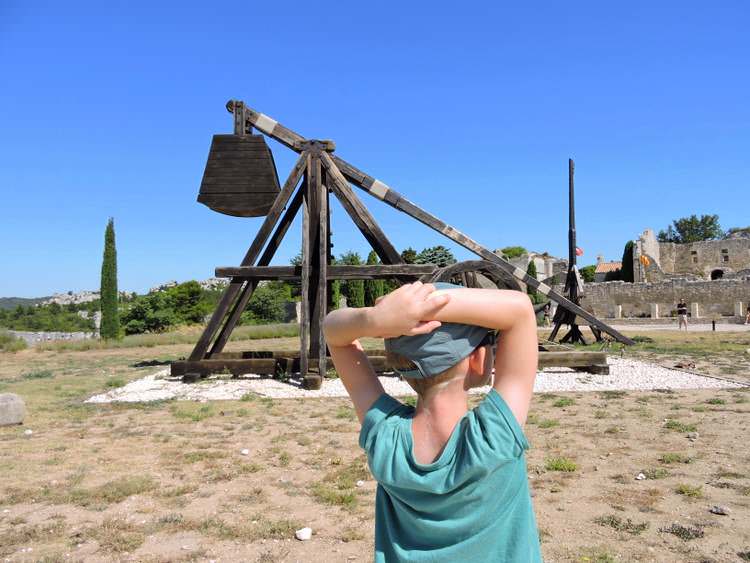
[657,214,724,243]
[339,251,365,308]
[416,245,456,267]
[99,218,120,339]
[243,281,291,324]
[579,265,596,283]
[500,246,527,259]
[364,250,385,307]
[400,247,418,264]
[526,261,538,299]
[621,241,634,283]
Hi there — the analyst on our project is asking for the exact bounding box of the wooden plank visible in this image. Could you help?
[173,358,278,377]
[317,162,328,378]
[208,185,306,355]
[215,264,436,279]
[308,153,322,372]
[188,153,308,361]
[537,351,607,368]
[299,165,311,378]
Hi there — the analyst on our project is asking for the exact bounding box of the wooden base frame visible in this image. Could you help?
[173,102,631,385]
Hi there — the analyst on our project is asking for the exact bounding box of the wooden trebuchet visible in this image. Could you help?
[229,100,634,346]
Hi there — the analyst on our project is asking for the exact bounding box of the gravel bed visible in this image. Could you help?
[85,357,746,404]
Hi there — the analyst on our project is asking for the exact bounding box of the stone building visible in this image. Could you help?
[498,250,567,283]
[633,228,750,282]
[594,255,621,282]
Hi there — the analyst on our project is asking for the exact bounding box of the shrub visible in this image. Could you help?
[0,330,27,352]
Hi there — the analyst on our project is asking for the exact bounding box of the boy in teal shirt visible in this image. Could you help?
[323,281,543,562]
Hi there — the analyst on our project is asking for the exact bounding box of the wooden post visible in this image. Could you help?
[303,150,324,389]
[300,165,311,381]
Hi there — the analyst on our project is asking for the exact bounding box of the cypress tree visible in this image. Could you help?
[339,251,365,308]
[364,250,385,306]
[621,241,634,283]
[100,218,120,339]
[526,260,538,299]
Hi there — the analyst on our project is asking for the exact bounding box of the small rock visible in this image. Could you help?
[181,545,191,550]
[594,465,599,472]
[687,432,699,440]
[709,505,730,515]
[23,429,33,436]
[635,473,646,480]
[240,449,250,456]
[355,480,365,488]
[295,527,312,541]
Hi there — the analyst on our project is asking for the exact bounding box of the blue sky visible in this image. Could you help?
[1,1,748,297]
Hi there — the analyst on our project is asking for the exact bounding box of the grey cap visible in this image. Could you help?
[384,282,492,379]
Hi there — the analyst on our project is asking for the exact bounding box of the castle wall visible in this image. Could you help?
[579,278,750,318]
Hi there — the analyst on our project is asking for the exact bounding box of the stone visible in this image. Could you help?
[709,505,730,515]
[295,527,312,541]
[356,480,364,488]
[240,449,250,456]
[687,432,699,440]
[23,429,33,436]
[635,472,646,480]
[0,394,25,426]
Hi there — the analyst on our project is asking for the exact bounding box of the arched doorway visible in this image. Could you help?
[710,269,724,280]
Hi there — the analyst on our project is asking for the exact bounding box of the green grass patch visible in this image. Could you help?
[552,397,575,408]
[598,390,627,400]
[538,419,559,429]
[675,483,703,498]
[664,419,697,432]
[593,514,649,535]
[643,468,669,480]
[22,369,54,380]
[545,457,577,472]
[105,377,127,389]
[659,453,692,464]
[170,403,215,422]
[706,398,726,405]
[0,330,27,352]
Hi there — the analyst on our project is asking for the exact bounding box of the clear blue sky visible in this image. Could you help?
[1,1,748,297]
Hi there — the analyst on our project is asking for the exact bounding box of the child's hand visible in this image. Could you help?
[371,281,450,338]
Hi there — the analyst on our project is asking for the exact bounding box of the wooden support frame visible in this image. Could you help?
[176,100,633,384]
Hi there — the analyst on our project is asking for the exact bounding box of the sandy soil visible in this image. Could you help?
[0,332,749,562]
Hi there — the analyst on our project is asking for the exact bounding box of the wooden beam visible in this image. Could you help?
[299,164,311,378]
[316,162,328,379]
[215,264,436,279]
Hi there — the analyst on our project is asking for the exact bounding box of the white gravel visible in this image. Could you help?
[85,357,746,404]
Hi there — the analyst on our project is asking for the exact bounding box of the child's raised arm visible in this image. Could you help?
[323,282,451,422]
[427,288,538,426]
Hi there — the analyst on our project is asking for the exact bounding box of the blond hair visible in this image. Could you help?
[385,350,463,397]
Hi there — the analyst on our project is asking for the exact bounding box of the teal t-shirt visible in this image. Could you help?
[359,389,543,562]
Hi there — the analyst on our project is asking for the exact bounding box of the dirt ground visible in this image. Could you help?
[1,330,749,562]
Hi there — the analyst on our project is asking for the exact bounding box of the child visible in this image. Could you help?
[323,281,543,562]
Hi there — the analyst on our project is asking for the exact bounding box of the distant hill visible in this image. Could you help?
[0,297,50,310]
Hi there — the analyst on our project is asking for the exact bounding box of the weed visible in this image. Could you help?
[643,468,669,480]
[105,377,127,388]
[599,390,627,400]
[22,369,54,380]
[593,514,649,535]
[664,419,697,432]
[278,452,290,467]
[659,522,704,540]
[659,453,692,464]
[545,457,577,472]
[716,469,745,479]
[553,397,575,408]
[675,484,703,498]
[538,419,559,429]
[240,392,257,402]
[604,426,621,435]
[83,517,145,553]
[335,406,355,420]
[171,403,215,422]
[706,398,726,405]
[593,410,608,419]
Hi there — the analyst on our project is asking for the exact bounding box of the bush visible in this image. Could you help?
[0,330,27,352]
[241,281,292,324]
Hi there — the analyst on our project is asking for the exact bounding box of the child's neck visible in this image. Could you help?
[411,379,470,464]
